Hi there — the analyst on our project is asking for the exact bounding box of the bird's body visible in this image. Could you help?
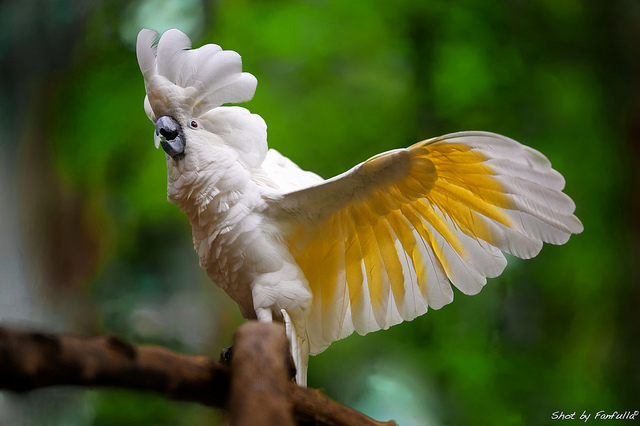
[163,107,306,320]
[137,29,583,386]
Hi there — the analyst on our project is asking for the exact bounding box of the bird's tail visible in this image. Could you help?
[282,309,309,387]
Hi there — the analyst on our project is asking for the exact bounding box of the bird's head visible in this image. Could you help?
[136,29,267,175]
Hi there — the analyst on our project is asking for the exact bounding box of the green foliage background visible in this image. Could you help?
[0,0,638,424]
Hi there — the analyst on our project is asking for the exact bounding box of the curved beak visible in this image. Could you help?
[154,116,185,157]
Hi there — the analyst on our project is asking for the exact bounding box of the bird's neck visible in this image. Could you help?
[167,157,250,221]
[165,153,275,273]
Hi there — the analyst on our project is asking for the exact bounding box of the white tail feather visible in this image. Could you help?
[282,309,308,387]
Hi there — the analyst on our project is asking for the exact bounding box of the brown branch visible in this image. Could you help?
[228,322,295,426]
[0,326,228,405]
[0,324,396,426]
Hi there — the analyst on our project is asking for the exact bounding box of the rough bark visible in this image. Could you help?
[0,324,396,426]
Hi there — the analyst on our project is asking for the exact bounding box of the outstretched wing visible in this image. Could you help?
[267,131,583,355]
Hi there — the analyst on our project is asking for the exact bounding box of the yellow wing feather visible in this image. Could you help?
[280,132,582,354]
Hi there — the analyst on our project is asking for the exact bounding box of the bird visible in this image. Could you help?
[136,28,583,386]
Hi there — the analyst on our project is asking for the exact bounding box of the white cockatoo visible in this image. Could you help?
[136,29,583,386]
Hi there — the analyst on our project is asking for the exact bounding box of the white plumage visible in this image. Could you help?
[136,29,583,386]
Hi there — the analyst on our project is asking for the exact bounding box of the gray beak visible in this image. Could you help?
[155,116,185,157]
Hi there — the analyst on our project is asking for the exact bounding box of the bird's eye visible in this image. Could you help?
[189,119,199,129]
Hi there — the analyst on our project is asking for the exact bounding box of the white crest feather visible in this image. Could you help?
[136,29,159,83]
[156,29,192,83]
[135,28,257,120]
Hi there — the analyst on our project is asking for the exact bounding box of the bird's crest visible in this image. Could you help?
[136,29,257,122]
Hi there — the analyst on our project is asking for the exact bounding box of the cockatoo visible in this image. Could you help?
[136,28,583,386]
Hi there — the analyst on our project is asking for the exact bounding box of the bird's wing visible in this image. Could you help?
[261,149,325,192]
[266,131,583,355]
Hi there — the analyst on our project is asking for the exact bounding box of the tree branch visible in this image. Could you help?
[0,324,396,426]
[228,322,296,426]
